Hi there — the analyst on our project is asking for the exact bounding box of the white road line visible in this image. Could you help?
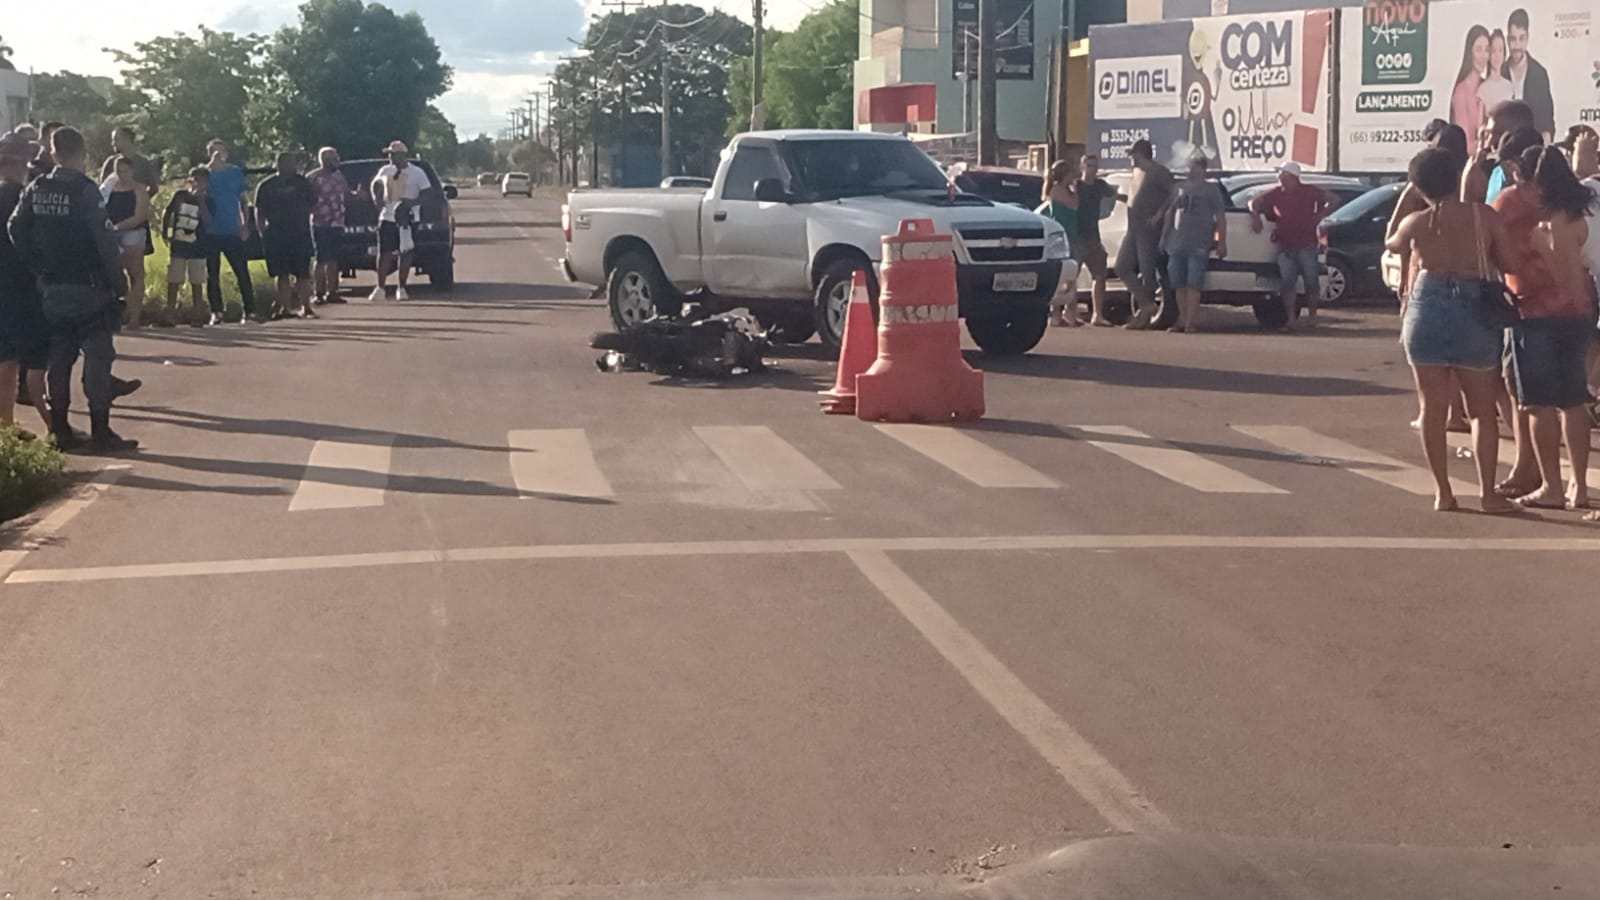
[287,439,394,512]
[1234,425,1476,498]
[875,424,1059,489]
[14,532,1600,585]
[847,549,1171,833]
[0,466,126,580]
[508,428,614,499]
[1073,425,1286,494]
[693,426,841,492]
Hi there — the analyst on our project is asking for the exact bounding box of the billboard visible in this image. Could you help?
[1089,10,1332,170]
[952,0,1035,80]
[1338,0,1600,171]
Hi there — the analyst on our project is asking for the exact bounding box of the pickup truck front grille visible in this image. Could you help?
[955,226,1046,263]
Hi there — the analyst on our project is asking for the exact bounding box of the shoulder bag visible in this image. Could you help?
[1472,204,1521,329]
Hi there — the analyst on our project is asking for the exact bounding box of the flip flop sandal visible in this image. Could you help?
[1480,501,1524,515]
[1495,480,1539,497]
[1514,495,1566,510]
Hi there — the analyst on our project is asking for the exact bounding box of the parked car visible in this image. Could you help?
[502,172,533,197]
[1382,249,1405,296]
[950,165,1044,210]
[477,172,499,186]
[1098,171,1369,328]
[1316,182,1404,305]
[337,157,457,289]
[660,176,713,189]
[563,130,1077,356]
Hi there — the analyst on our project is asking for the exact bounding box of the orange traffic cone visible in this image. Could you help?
[855,219,984,423]
[818,270,876,415]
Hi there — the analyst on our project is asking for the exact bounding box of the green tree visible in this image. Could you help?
[763,0,856,131]
[110,28,277,171]
[459,135,496,174]
[510,140,555,178]
[29,72,117,158]
[724,26,787,138]
[0,35,14,71]
[269,0,452,160]
[416,104,459,172]
[552,4,750,180]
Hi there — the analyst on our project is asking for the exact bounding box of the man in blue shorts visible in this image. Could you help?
[1249,161,1339,330]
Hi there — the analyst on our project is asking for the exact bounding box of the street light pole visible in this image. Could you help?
[961,28,974,135]
[977,0,998,165]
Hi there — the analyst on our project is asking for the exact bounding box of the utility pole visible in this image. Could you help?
[548,81,562,184]
[590,67,600,186]
[659,1,672,178]
[960,27,974,134]
[977,0,998,165]
[750,0,765,129]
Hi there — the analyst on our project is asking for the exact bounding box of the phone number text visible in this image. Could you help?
[1347,128,1428,144]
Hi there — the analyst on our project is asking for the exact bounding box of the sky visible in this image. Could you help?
[3,0,819,138]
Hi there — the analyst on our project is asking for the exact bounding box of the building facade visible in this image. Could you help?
[854,0,1127,142]
[0,71,30,135]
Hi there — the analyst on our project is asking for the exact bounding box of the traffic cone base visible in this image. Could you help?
[853,218,986,423]
[818,270,876,415]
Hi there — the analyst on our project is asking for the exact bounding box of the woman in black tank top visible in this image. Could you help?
[103,156,151,327]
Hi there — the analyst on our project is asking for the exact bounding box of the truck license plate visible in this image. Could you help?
[992,272,1037,292]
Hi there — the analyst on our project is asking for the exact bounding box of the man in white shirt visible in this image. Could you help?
[370,140,432,301]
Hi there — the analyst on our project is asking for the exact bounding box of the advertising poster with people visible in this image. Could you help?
[1339,0,1600,171]
[1089,10,1332,171]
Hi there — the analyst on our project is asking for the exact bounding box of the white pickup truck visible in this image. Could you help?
[561,130,1078,356]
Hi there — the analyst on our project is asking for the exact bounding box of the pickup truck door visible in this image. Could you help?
[702,143,811,298]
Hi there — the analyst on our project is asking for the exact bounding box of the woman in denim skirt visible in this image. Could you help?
[1387,148,1520,513]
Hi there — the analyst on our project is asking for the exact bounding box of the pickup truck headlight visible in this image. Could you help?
[1045,230,1070,260]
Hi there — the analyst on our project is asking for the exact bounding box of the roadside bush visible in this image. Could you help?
[0,427,67,521]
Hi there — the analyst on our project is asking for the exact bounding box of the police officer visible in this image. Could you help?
[6,127,137,453]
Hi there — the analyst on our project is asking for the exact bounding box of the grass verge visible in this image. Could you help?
[0,427,67,522]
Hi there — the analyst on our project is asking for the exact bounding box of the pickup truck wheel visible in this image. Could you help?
[815,259,875,353]
[428,258,455,291]
[966,308,1049,356]
[1253,295,1290,329]
[608,250,674,329]
[1153,299,1179,330]
[776,314,817,344]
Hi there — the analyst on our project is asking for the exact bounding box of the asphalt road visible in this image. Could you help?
[2,189,1598,899]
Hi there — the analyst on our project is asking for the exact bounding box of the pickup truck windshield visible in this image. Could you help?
[786,140,950,200]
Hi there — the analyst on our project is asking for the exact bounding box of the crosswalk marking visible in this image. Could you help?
[692,426,841,491]
[1233,425,1476,498]
[508,429,615,499]
[288,439,394,511]
[267,423,1518,514]
[1073,425,1287,494]
[874,424,1059,489]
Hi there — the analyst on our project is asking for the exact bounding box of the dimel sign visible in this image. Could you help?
[1100,68,1178,99]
